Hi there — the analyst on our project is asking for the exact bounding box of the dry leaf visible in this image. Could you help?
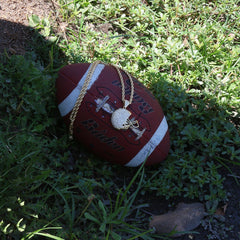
[149,202,205,237]
[215,207,224,216]
[215,203,228,216]
[183,37,189,47]
[214,203,228,221]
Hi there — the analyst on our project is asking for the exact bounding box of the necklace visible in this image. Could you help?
[69,61,138,139]
[110,64,138,130]
[69,60,101,139]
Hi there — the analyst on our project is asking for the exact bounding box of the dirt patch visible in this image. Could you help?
[0,0,54,55]
[0,0,53,25]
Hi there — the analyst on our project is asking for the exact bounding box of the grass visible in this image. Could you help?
[0,0,240,239]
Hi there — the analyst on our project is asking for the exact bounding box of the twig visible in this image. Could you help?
[227,174,240,179]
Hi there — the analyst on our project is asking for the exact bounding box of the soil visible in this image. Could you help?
[0,0,54,55]
[0,1,239,239]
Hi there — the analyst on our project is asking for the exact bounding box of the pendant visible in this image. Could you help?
[111,108,131,130]
[124,100,130,108]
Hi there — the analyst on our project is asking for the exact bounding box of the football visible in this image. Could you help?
[56,62,170,167]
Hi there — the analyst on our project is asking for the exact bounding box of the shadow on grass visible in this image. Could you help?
[0,19,65,67]
[144,71,240,240]
[0,19,68,239]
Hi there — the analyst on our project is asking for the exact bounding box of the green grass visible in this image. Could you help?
[0,0,240,239]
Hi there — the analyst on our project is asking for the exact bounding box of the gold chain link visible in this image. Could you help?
[69,60,101,139]
[110,64,134,107]
[69,61,135,139]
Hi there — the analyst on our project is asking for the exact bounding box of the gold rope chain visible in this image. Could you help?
[112,64,134,109]
[69,61,135,139]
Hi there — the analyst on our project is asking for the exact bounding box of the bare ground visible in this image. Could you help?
[0,0,54,55]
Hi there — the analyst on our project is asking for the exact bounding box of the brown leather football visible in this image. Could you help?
[56,62,170,167]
